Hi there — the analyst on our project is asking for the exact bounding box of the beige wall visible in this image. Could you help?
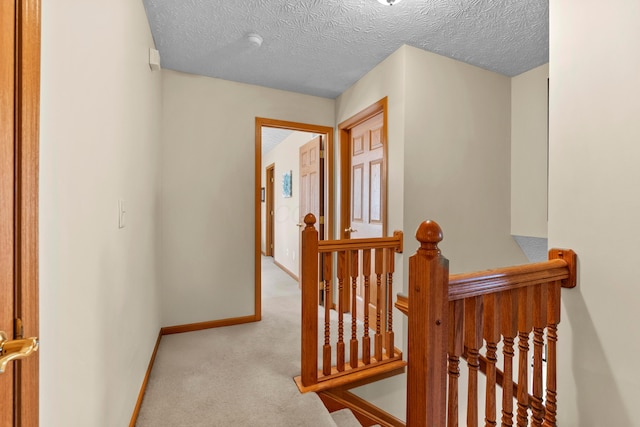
[403,45,527,273]
[160,71,334,326]
[549,1,640,425]
[40,0,163,425]
[511,63,549,237]
[262,131,317,277]
[337,44,531,419]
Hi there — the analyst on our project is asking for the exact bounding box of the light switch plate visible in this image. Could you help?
[118,199,126,228]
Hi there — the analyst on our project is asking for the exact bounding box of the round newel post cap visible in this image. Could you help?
[415,220,443,248]
[304,213,317,227]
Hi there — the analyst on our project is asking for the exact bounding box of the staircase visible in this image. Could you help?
[331,409,379,427]
[297,216,577,426]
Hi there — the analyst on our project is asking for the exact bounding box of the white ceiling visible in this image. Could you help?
[261,128,294,155]
[143,0,548,99]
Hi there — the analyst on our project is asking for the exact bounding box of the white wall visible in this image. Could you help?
[403,45,528,274]
[161,71,334,326]
[40,0,162,425]
[263,131,317,278]
[549,1,640,425]
[511,63,549,238]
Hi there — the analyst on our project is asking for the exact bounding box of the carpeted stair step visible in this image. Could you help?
[330,408,381,427]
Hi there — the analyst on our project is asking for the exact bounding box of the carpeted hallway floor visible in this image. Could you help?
[135,256,352,426]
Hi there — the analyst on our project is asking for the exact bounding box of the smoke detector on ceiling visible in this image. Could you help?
[247,33,263,48]
[377,0,403,5]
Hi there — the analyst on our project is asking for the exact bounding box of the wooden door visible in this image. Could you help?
[299,136,324,231]
[348,112,385,239]
[1,2,17,423]
[265,164,275,257]
[342,109,387,323]
[299,136,324,291]
[0,0,41,424]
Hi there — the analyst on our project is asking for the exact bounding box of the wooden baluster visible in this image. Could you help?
[483,293,501,427]
[374,248,384,361]
[349,250,359,369]
[337,251,347,372]
[300,214,319,387]
[501,289,518,427]
[543,281,561,427]
[323,251,333,376]
[386,248,395,358]
[362,248,371,365]
[447,299,464,427]
[406,220,448,427]
[516,286,533,427]
[465,296,484,427]
[531,283,548,426]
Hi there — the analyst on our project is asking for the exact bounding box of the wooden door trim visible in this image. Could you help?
[0,2,17,425]
[338,97,388,239]
[14,0,41,424]
[255,118,334,320]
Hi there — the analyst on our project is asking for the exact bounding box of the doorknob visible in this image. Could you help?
[296,223,304,228]
[0,331,39,373]
[344,227,358,234]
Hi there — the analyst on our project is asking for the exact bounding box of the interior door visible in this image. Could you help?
[299,136,324,291]
[1,0,41,424]
[299,136,322,231]
[0,2,17,423]
[265,164,275,257]
[347,112,386,323]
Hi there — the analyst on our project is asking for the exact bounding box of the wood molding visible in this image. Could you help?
[15,0,42,424]
[318,389,405,427]
[129,331,163,427]
[255,117,334,323]
[273,259,299,282]
[160,315,258,335]
[130,314,260,425]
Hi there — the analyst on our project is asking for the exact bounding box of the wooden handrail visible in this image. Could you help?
[295,213,406,394]
[318,231,403,253]
[395,249,576,315]
[401,219,576,427]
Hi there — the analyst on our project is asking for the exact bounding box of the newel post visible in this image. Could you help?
[407,220,449,427]
[301,213,319,387]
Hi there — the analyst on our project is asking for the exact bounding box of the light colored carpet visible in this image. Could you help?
[135,257,360,426]
[330,409,364,427]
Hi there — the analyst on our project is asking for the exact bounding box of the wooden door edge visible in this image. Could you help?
[15,0,42,424]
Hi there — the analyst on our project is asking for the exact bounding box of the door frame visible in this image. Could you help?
[255,118,334,320]
[1,0,41,424]
[338,97,388,239]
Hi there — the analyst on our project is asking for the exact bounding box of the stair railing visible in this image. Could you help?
[295,213,406,393]
[395,220,576,427]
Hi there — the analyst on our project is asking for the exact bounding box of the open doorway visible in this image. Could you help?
[254,118,334,319]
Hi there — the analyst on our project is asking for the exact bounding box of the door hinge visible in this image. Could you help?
[319,216,325,225]
[270,244,273,249]
[271,178,274,183]
[15,318,23,339]
[320,150,325,159]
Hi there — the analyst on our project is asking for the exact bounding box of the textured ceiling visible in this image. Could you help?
[143,0,548,99]
[262,128,294,155]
